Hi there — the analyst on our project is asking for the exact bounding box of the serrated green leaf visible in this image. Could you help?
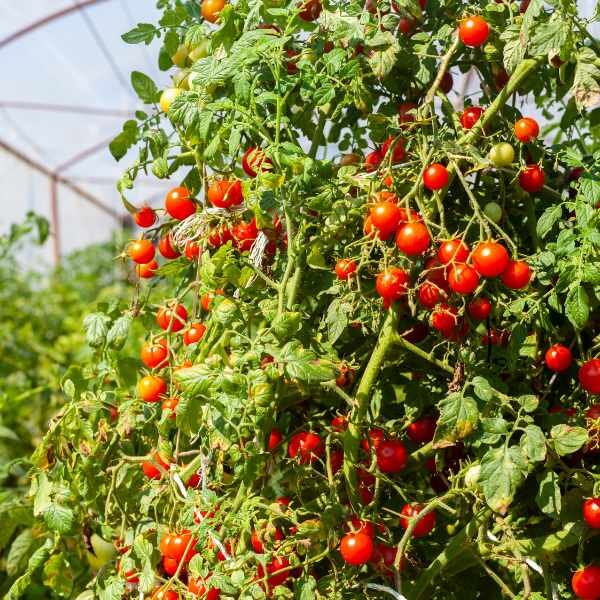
[550,424,588,456]
[520,424,546,462]
[433,393,478,448]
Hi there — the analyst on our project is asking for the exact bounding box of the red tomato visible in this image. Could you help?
[460,106,484,130]
[583,498,600,529]
[298,0,322,21]
[158,234,180,259]
[440,71,453,94]
[459,15,490,47]
[136,260,158,278]
[376,439,408,473]
[201,0,226,23]
[364,150,383,172]
[141,339,168,369]
[519,164,545,193]
[370,201,401,238]
[399,503,436,537]
[418,282,443,309]
[276,496,291,507]
[183,322,206,345]
[501,260,531,289]
[376,268,410,302]
[438,239,470,264]
[423,163,449,190]
[448,263,480,294]
[361,427,386,452]
[329,448,344,473]
[336,364,355,388]
[268,428,283,450]
[398,16,416,35]
[398,102,417,125]
[544,344,572,372]
[514,117,539,143]
[347,516,376,538]
[407,416,437,444]
[188,577,220,599]
[431,304,458,334]
[250,527,284,553]
[424,257,450,291]
[468,297,492,320]
[372,543,405,577]
[142,451,170,480]
[396,222,430,256]
[165,187,195,220]
[331,415,348,431]
[164,530,198,563]
[128,239,155,264]
[151,587,179,600]
[572,565,600,600]
[335,259,357,281]
[472,241,509,277]
[134,205,157,228]
[208,225,233,248]
[339,532,374,565]
[579,359,600,393]
[232,219,258,251]
[156,303,188,332]
[207,180,243,209]
[242,147,271,177]
[161,397,178,419]
[256,556,291,587]
[201,289,224,311]
[381,136,406,163]
[138,375,167,402]
[184,240,200,260]
[288,432,324,463]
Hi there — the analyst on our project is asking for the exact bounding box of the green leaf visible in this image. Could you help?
[500,24,526,73]
[479,446,528,514]
[326,299,349,344]
[528,18,567,56]
[572,47,600,110]
[109,120,139,161]
[520,424,546,462]
[43,503,74,534]
[278,341,336,383]
[536,205,562,239]
[564,286,589,330]
[550,424,588,456]
[471,376,493,401]
[121,23,158,45]
[106,314,132,350]
[43,554,74,597]
[175,365,217,398]
[131,71,159,103]
[535,471,561,518]
[7,529,34,577]
[433,393,478,448]
[83,312,111,348]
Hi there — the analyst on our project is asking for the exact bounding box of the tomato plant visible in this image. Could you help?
[6,1,600,599]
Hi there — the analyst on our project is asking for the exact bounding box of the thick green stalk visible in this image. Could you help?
[343,311,397,505]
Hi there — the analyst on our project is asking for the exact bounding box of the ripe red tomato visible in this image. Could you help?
[501,260,531,289]
[184,240,200,260]
[398,16,416,36]
[136,260,158,279]
[468,296,492,320]
[298,0,322,21]
[183,322,206,345]
[134,205,157,228]
[370,201,401,238]
[161,397,178,419]
[519,164,545,193]
[201,289,224,311]
[208,225,233,248]
[207,180,243,208]
[138,375,167,402]
[376,268,410,302]
[514,117,539,143]
[339,532,374,565]
[418,282,443,309]
[460,106,484,130]
[572,565,600,600]
[431,304,458,334]
[583,498,600,529]
[361,427,386,452]
[165,187,196,220]
[423,163,449,190]
[331,415,348,432]
[156,303,188,332]
[398,101,417,125]
[242,147,271,177]
[544,344,572,372]
[189,577,220,599]
[407,416,437,444]
[440,71,453,94]
[438,239,470,264]
[459,15,490,47]
[158,234,180,259]
[376,439,408,473]
[288,431,324,464]
[232,219,258,251]
[396,222,431,256]
[347,516,376,538]
[250,527,284,553]
[335,258,357,281]
[328,448,344,474]
[472,241,509,277]
[364,149,383,172]
[128,239,155,264]
[579,359,600,394]
[268,428,283,450]
[142,452,170,480]
[201,0,226,23]
[381,136,406,163]
[257,556,291,587]
[336,365,355,388]
[164,530,198,563]
[424,257,450,291]
[372,543,406,577]
[141,339,168,369]
[399,503,436,537]
[448,263,480,295]
[151,588,179,600]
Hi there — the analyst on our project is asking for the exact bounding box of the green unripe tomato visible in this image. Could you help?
[171,44,189,68]
[483,201,503,223]
[86,534,115,571]
[489,142,515,167]
[188,39,210,63]
[464,464,481,488]
[159,88,182,113]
